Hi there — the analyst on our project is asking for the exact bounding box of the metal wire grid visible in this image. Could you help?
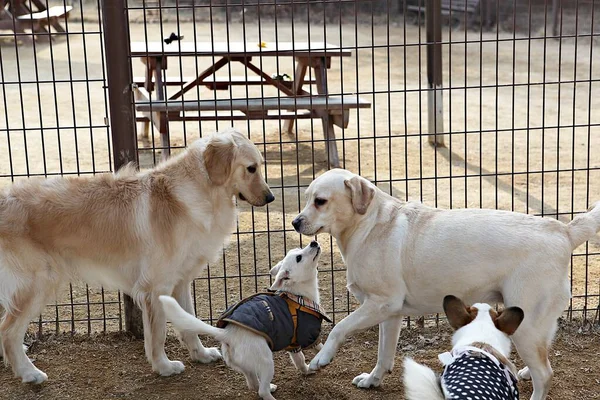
[0,0,598,336]
[124,0,600,328]
[0,0,122,333]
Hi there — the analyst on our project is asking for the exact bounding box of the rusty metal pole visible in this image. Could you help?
[552,0,560,38]
[426,0,445,146]
[101,0,144,338]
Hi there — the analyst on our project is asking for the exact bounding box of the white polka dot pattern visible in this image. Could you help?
[440,353,519,400]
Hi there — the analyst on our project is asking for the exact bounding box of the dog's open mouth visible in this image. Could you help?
[238,192,247,201]
[313,248,321,261]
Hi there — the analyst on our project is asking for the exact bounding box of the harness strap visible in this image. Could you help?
[283,297,322,352]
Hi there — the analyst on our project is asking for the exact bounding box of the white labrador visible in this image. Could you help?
[0,128,273,384]
[291,168,600,400]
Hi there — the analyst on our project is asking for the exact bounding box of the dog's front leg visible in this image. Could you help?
[141,293,185,376]
[309,298,394,371]
[288,350,314,375]
[352,316,403,388]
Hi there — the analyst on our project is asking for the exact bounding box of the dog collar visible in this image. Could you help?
[439,345,518,385]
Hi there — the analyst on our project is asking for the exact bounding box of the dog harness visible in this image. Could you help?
[438,346,519,400]
[216,291,331,352]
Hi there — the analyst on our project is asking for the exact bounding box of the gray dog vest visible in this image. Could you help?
[216,291,331,352]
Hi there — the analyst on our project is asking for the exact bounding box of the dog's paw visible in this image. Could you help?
[308,349,333,371]
[270,384,278,393]
[518,366,531,381]
[20,368,48,384]
[190,347,222,363]
[156,360,185,376]
[302,364,316,375]
[352,372,381,388]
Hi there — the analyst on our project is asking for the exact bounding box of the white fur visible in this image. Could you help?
[293,168,600,400]
[403,303,520,400]
[160,242,323,400]
[403,358,444,400]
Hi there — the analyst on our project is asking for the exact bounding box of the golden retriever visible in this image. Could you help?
[0,128,274,384]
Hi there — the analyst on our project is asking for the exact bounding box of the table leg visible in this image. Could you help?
[283,58,308,136]
[313,57,339,169]
[140,57,154,139]
[154,57,170,161]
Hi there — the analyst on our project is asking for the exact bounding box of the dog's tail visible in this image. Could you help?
[567,202,600,249]
[159,295,225,341]
[403,358,445,400]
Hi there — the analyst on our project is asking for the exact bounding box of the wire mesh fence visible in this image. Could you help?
[0,0,598,336]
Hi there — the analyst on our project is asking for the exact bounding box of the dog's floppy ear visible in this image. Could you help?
[270,270,289,291]
[493,307,525,336]
[269,261,283,277]
[344,176,375,215]
[204,134,236,185]
[443,295,474,330]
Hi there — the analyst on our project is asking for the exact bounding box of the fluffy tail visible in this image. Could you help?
[567,202,600,249]
[159,295,225,341]
[403,358,444,400]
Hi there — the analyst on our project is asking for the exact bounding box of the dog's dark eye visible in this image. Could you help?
[296,255,302,263]
[314,198,327,207]
[247,166,256,174]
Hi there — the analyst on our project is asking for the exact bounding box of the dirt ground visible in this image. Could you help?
[1,321,599,399]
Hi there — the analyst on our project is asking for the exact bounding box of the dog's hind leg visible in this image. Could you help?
[141,292,185,376]
[507,281,568,400]
[512,324,554,400]
[0,287,49,384]
[352,315,403,388]
[256,356,277,400]
[172,280,221,363]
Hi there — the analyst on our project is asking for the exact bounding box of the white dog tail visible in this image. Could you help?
[567,202,600,249]
[403,358,444,400]
[159,295,225,341]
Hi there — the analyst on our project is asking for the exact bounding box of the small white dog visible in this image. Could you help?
[160,240,330,400]
[292,168,600,400]
[404,295,525,400]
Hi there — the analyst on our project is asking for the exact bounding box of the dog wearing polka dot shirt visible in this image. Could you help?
[403,295,525,400]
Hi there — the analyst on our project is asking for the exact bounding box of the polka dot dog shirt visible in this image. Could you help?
[439,346,519,400]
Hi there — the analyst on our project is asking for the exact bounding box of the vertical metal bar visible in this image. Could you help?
[101,0,142,338]
[426,0,445,146]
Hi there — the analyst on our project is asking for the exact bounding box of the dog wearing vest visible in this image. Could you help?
[160,240,329,400]
[404,295,525,400]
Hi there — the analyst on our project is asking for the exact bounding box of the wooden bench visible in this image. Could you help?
[133,75,316,91]
[17,5,72,34]
[134,87,370,167]
[404,0,497,28]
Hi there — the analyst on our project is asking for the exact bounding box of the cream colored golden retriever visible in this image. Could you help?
[0,128,274,384]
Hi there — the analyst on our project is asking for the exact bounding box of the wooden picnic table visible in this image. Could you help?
[131,41,370,167]
[0,0,72,38]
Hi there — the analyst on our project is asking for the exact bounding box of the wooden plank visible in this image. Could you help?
[135,95,371,113]
[17,5,72,20]
[132,75,316,91]
[130,41,351,58]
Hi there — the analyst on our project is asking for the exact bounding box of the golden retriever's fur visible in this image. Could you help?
[0,128,273,384]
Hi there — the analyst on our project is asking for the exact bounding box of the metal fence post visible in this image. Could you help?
[426,0,445,146]
[101,0,144,338]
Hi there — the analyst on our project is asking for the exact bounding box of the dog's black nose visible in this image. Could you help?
[292,217,302,231]
[265,193,275,204]
[310,240,319,248]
